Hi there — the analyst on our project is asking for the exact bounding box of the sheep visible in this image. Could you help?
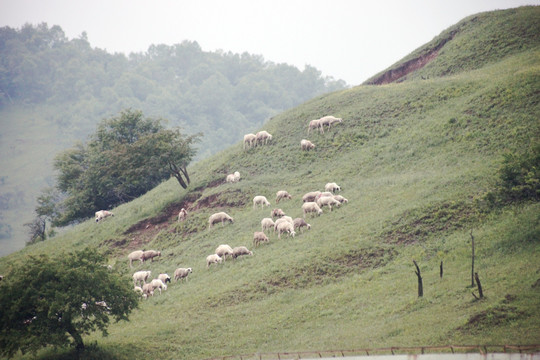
[307,119,323,134]
[317,191,334,199]
[215,244,234,261]
[226,171,241,183]
[293,218,311,232]
[301,139,316,151]
[158,273,171,284]
[150,278,167,295]
[325,182,341,193]
[208,212,234,229]
[317,195,341,211]
[271,208,285,219]
[276,221,296,239]
[302,202,323,218]
[275,190,292,203]
[133,270,151,286]
[174,267,193,282]
[178,208,188,222]
[206,254,223,268]
[255,130,273,145]
[134,286,143,294]
[261,217,275,233]
[273,216,293,233]
[318,115,343,131]
[128,250,144,268]
[302,191,321,203]
[243,133,256,149]
[142,283,154,297]
[142,250,161,263]
[232,246,253,259]
[253,231,269,247]
[95,210,114,222]
[333,195,348,204]
[253,195,271,209]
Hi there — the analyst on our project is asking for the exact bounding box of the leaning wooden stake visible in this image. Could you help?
[470,229,475,287]
[440,261,443,279]
[413,260,423,297]
[474,272,484,299]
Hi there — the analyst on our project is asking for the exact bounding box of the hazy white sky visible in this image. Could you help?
[1,0,538,84]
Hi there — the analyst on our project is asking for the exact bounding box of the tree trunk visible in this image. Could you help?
[413,260,423,297]
[168,162,188,189]
[470,229,475,287]
[66,322,84,351]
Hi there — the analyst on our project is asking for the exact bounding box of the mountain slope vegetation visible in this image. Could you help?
[0,6,539,360]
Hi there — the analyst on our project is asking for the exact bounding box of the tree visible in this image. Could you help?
[0,249,138,357]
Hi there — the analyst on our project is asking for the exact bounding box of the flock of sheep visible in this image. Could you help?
[96,115,345,300]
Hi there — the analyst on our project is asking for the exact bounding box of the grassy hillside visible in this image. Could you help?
[0,6,539,360]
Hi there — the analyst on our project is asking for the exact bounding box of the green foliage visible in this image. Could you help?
[0,248,138,357]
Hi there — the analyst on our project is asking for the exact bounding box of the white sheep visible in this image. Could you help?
[255,130,273,146]
[158,273,171,284]
[174,267,193,282]
[253,195,271,209]
[273,216,293,233]
[95,210,114,222]
[150,278,167,295]
[276,221,296,239]
[293,218,311,232]
[226,171,241,183]
[325,182,341,193]
[243,133,256,149]
[302,191,321,203]
[275,190,292,203]
[232,246,253,259]
[317,191,335,199]
[302,202,323,218]
[333,195,348,204]
[128,250,144,268]
[142,283,154,298]
[208,212,234,229]
[261,217,275,233]
[215,244,234,261]
[178,208,188,222]
[271,208,285,218]
[206,254,223,268]
[142,250,161,263]
[318,115,343,132]
[317,195,341,211]
[307,119,323,134]
[253,231,269,247]
[134,286,143,294]
[301,139,316,151]
[133,270,151,286]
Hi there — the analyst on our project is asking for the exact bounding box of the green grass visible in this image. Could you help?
[1,6,539,360]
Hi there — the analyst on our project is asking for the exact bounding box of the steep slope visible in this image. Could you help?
[0,6,539,360]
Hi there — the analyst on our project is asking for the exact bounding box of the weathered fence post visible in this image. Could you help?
[440,261,443,278]
[475,272,484,299]
[413,260,423,297]
[470,229,475,287]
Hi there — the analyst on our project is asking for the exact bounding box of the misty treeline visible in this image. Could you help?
[0,23,346,157]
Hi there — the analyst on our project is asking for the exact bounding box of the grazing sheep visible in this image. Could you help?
[150,279,167,295]
[302,202,323,218]
[261,217,275,233]
[95,210,114,222]
[276,221,296,239]
[253,231,269,247]
[273,216,293,233]
[301,139,316,151]
[255,130,273,145]
[178,208,188,222]
[128,250,144,268]
[174,267,193,282]
[142,250,161,263]
[271,208,285,219]
[333,195,348,204]
[208,212,234,229]
[226,171,241,183]
[318,115,343,131]
[307,119,322,134]
[275,190,292,203]
[243,133,256,149]
[215,244,234,261]
[134,286,143,294]
[317,191,335,199]
[302,191,321,203]
[253,195,271,209]
[293,218,311,232]
[133,270,152,286]
[158,273,171,284]
[325,182,341,193]
[317,195,341,211]
[232,246,253,259]
[206,254,223,268]
[142,283,154,297]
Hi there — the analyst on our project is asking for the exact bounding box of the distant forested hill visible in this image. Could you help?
[0,23,346,255]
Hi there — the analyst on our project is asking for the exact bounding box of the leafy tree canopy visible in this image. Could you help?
[0,248,138,357]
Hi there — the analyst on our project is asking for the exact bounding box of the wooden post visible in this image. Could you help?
[440,260,443,278]
[470,229,475,287]
[413,260,423,297]
[475,272,484,298]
